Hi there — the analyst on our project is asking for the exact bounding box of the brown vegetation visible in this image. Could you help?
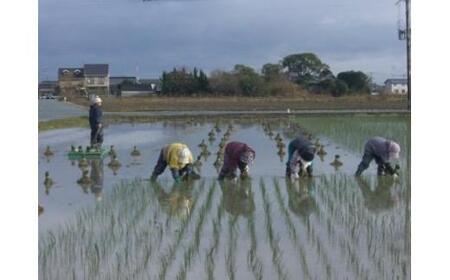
[69,94,407,112]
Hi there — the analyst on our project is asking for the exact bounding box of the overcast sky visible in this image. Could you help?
[39,0,406,83]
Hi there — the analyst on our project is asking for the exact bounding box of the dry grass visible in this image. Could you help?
[69,95,408,112]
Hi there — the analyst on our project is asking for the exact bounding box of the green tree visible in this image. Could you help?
[314,78,348,96]
[198,70,210,92]
[261,63,283,81]
[282,53,330,85]
[336,71,370,94]
[332,79,349,97]
[233,64,263,96]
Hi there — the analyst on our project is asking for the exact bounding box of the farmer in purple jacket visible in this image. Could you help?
[355,137,401,176]
[218,141,255,180]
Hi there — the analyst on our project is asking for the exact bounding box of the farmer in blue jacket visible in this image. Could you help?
[355,137,401,176]
[286,136,316,179]
[89,96,103,149]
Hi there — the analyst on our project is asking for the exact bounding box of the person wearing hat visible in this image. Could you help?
[218,141,255,180]
[355,137,401,176]
[89,96,103,149]
[286,136,316,179]
[151,143,200,183]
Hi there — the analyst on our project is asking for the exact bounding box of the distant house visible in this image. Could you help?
[110,76,137,86]
[58,68,85,96]
[84,64,110,96]
[110,76,137,96]
[38,81,58,97]
[139,78,162,93]
[120,83,158,97]
[370,83,384,96]
[384,79,408,95]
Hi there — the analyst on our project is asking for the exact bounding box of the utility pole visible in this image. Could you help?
[406,0,411,110]
[397,0,411,110]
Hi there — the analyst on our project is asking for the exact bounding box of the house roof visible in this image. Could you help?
[110,76,137,86]
[384,78,407,85]
[121,83,156,91]
[139,78,161,85]
[39,81,57,90]
[40,80,57,85]
[84,64,109,76]
[58,68,84,78]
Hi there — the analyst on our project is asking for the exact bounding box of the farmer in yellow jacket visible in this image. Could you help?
[151,143,200,183]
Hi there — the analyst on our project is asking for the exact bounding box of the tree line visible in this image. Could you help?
[160,52,371,97]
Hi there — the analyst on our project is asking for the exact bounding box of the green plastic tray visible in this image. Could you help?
[68,148,109,160]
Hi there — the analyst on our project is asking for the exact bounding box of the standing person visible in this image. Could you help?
[89,96,103,149]
[286,136,316,179]
[218,141,255,180]
[355,137,400,176]
[151,143,200,183]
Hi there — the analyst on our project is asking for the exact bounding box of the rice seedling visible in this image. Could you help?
[44,146,54,157]
[246,204,264,280]
[260,179,288,280]
[130,146,141,157]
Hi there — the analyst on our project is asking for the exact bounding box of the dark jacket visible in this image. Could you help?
[287,136,315,162]
[222,142,255,171]
[89,104,103,129]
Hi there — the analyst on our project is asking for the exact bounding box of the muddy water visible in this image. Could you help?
[39,117,410,280]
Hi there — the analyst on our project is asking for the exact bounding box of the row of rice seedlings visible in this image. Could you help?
[272,178,311,280]
[260,179,288,280]
[289,175,361,279]
[317,174,407,279]
[157,180,207,280]
[204,199,225,280]
[298,198,334,280]
[39,179,160,279]
[40,178,208,278]
[290,115,409,157]
[246,204,264,280]
[314,175,374,279]
[176,181,217,280]
[334,174,407,277]
[90,180,161,279]
[99,181,158,279]
[225,215,238,280]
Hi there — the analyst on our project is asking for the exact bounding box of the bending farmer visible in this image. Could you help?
[151,143,200,183]
[286,136,316,179]
[89,96,103,149]
[218,141,255,180]
[355,137,400,176]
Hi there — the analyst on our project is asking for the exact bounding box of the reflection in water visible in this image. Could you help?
[44,171,54,195]
[77,170,92,194]
[285,178,317,219]
[75,159,104,200]
[90,159,104,201]
[356,176,397,212]
[107,155,121,175]
[219,179,255,217]
[78,158,89,170]
[39,117,410,279]
[151,180,194,219]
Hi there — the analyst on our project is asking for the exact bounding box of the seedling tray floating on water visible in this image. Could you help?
[68,148,109,160]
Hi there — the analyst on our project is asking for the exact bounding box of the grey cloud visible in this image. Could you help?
[39,0,406,83]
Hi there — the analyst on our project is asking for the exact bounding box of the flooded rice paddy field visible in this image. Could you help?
[39,115,410,280]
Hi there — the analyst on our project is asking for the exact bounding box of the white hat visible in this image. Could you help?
[91,96,102,105]
[179,147,191,165]
[388,142,401,160]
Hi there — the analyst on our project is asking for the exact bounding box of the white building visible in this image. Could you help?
[384,79,408,95]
